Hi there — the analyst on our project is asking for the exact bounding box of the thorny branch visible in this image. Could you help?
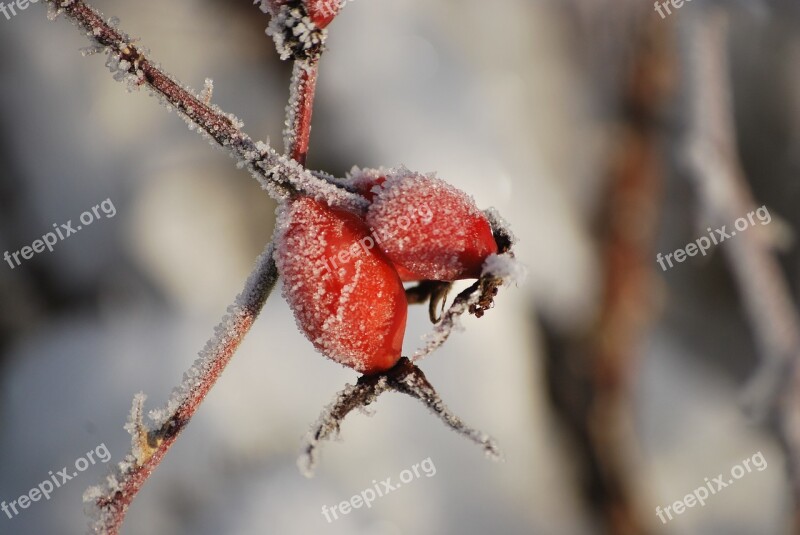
[683,10,800,530]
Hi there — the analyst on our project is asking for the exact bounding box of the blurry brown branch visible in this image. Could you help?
[84,242,279,535]
[543,13,674,535]
[682,10,800,530]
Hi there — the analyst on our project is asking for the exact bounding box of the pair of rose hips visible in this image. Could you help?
[274,169,499,375]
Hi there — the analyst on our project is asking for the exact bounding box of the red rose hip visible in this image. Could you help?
[275,196,407,374]
[364,170,498,281]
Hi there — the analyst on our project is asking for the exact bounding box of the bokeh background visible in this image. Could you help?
[0,0,798,533]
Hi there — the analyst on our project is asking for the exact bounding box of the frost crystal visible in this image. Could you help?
[199,78,214,105]
[482,253,527,285]
[265,4,327,61]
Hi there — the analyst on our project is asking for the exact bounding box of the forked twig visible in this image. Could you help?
[44,0,366,213]
[299,358,501,477]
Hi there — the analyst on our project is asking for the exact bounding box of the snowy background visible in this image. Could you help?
[0,0,797,534]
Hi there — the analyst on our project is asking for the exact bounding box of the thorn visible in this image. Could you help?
[201,78,214,106]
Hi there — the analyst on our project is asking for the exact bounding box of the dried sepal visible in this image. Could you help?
[299,358,501,477]
[405,280,453,323]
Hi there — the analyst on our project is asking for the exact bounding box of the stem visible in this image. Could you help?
[84,243,280,535]
[285,59,320,165]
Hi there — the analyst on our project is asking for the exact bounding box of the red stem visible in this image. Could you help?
[286,59,320,165]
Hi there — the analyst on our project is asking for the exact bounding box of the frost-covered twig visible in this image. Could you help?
[284,59,319,165]
[46,0,367,213]
[84,243,280,535]
[299,358,501,477]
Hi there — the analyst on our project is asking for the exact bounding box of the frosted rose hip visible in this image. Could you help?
[275,197,407,374]
[365,171,498,281]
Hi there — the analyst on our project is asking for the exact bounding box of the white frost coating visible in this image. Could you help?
[98,46,364,211]
[484,207,517,246]
[254,0,275,15]
[257,153,369,213]
[80,44,105,57]
[46,1,61,21]
[254,0,353,17]
[266,5,327,61]
[122,392,149,466]
[482,253,527,285]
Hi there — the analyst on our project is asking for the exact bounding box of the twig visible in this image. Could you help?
[682,10,800,530]
[284,59,320,165]
[298,358,501,477]
[83,242,279,535]
[45,0,367,214]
